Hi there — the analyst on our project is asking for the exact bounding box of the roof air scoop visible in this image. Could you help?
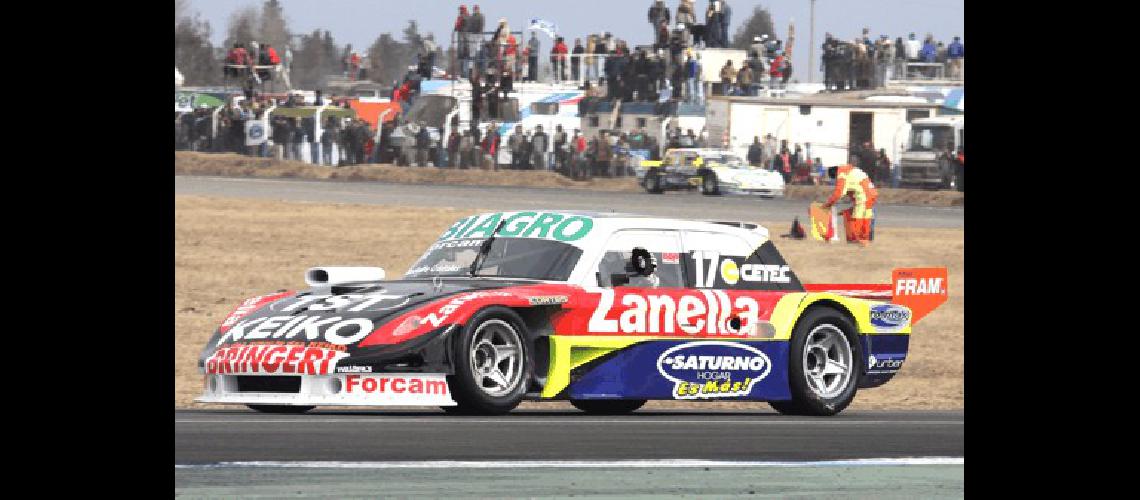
[305,267,386,287]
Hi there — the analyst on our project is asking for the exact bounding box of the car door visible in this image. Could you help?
[584,229,693,336]
[679,151,700,175]
[681,231,802,339]
[661,150,681,174]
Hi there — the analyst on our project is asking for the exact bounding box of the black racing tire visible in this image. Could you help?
[447,307,532,415]
[247,404,314,414]
[645,170,663,194]
[570,399,647,415]
[769,307,862,416]
[701,172,721,195]
[439,404,475,414]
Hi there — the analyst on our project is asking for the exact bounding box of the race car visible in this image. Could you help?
[638,148,786,197]
[197,211,945,416]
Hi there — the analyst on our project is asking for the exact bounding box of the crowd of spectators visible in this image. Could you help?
[174,93,385,167]
[740,135,899,187]
[822,30,963,91]
[745,134,818,185]
[438,123,665,180]
[715,33,791,97]
[449,1,749,105]
[180,4,964,191]
[224,40,292,92]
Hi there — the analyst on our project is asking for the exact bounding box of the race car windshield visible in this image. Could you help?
[708,154,746,168]
[404,238,583,281]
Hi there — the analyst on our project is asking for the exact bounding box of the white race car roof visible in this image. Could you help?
[436,210,771,250]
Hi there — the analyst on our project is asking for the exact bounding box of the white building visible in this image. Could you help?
[705,91,943,166]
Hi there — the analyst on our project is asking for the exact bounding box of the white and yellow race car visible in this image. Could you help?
[637,148,786,197]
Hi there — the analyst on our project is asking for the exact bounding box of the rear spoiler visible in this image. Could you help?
[803,283,893,300]
[803,267,949,324]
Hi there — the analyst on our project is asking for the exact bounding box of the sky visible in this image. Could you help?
[185,0,964,83]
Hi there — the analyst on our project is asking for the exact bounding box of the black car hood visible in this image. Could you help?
[202,278,532,355]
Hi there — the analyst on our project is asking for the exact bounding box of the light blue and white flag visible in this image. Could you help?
[528,18,558,39]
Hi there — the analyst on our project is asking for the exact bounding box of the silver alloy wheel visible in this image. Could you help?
[802,324,853,399]
[468,319,524,397]
[704,174,716,193]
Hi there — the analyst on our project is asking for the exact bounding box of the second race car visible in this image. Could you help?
[638,148,786,197]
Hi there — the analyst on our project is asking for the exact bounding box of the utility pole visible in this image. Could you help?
[809,0,816,83]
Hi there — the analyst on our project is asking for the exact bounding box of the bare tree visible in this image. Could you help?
[175,2,221,85]
[175,0,189,26]
[223,6,260,50]
[366,20,444,85]
[731,5,777,50]
[367,33,402,86]
[258,0,290,53]
[291,30,342,89]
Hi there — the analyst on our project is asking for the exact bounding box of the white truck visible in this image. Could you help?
[898,115,963,190]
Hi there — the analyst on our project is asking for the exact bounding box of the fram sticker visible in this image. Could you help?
[891,268,949,324]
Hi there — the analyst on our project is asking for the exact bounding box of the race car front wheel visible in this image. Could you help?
[769,307,861,416]
[570,399,647,415]
[446,307,531,415]
[247,405,314,414]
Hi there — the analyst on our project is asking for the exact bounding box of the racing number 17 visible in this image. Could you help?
[691,251,719,288]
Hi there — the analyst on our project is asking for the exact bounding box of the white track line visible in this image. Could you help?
[176,458,964,469]
[176,418,962,425]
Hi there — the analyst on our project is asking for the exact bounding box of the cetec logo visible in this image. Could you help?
[720,259,740,285]
[657,341,771,399]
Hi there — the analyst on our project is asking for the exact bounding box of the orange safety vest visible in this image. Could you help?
[826,164,878,219]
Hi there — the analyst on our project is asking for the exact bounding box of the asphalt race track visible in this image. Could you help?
[175,409,963,496]
[175,175,965,229]
[175,409,962,464]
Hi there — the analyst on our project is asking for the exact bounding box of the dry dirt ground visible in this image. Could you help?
[176,195,963,411]
[176,151,965,207]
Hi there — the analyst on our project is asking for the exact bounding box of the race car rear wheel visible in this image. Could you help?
[570,399,647,415]
[769,307,861,416]
[645,171,663,194]
[246,405,314,414]
[447,307,531,415]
